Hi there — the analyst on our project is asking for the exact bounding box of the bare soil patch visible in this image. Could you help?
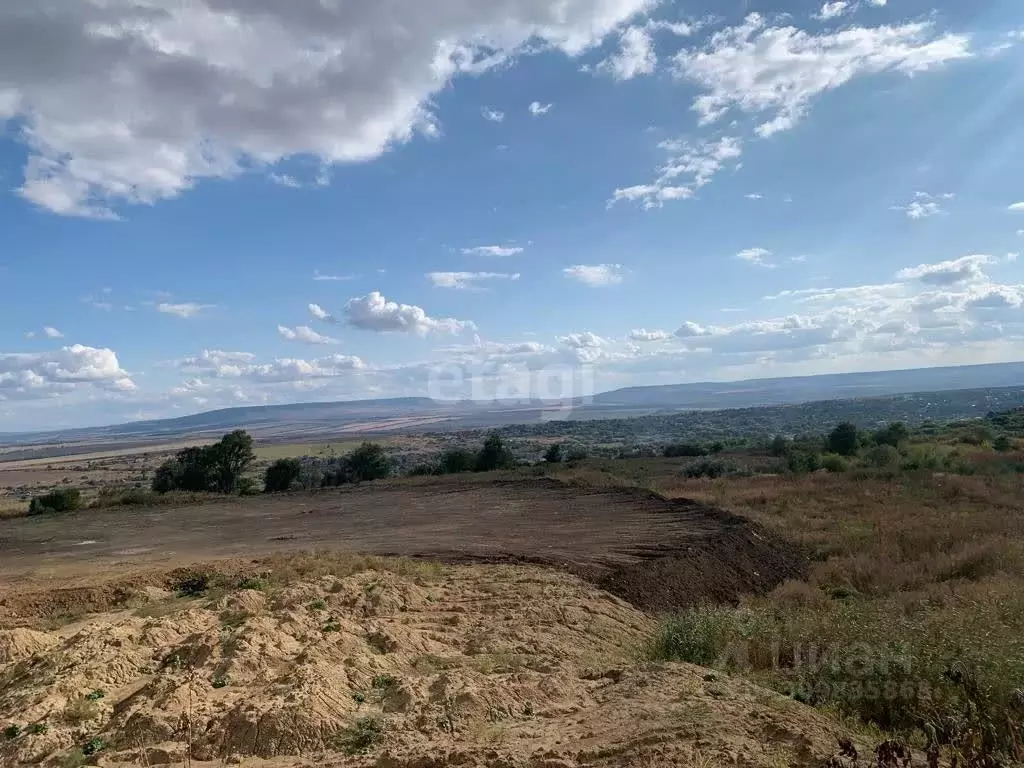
[0,478,804,619]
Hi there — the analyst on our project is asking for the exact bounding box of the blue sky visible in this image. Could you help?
[1,0,1023,430]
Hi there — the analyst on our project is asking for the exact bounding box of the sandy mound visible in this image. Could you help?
[0,628,57,663]
[0,562,857,767]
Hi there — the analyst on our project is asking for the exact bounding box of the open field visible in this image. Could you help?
[0,477,801,615]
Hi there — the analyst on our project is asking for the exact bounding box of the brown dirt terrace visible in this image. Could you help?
[0,478,805,617]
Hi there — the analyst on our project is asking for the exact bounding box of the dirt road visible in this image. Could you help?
[0,478,804,611]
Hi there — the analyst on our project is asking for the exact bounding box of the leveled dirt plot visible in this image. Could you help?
[0,479,804,613]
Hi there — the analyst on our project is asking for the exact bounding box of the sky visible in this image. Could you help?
[1,0,1024,431]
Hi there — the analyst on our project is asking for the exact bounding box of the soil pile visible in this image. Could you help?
[0,561,855,767]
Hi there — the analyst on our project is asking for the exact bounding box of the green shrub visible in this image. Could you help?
[786,450,822,474]
[682,458,736,479]
[28,723,48,736]
[334,717,383,755]
[827,422,860,457]
[476,433,515,471]
[863,444,900,470]
[437,448,477,475]
[347,442,394,482]
[543,444,563,463]
[820,453,848,473]
[3,724,20,740]
[28,488,81,515]
[993,435,1013,453]
[663,442,708,458]
[645,609,734,667]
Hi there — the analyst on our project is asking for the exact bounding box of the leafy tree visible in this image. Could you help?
[769,435,791,457]
[347,442,393,482]
[864,443,899,469]
[826,422,860,457]
[787,450,822,474]
[152,431,255,494]
[437,448,477,475]
[264,458,301,493]
[994,434,1013,453]
[565,445,590,462]
[874,421,909,448]
[476,433,515,472]
[543,444,563,464]
[209,430,256,493]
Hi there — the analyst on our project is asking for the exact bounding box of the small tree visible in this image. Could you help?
[543,444,563,464]
[826,422,860,457]
[994,435,1013,453]
[438,448,477,475]
[874,422,909,448]
[28,488,82,515]
[152,430,255,494]
[264,458,301,493]
[769,435,791,457]
[476,433,515,472]
[209,430,256,494]
[347,442,393,482]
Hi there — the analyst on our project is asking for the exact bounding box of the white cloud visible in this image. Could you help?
[563,264,625,286]
[157,302,209,319]
[0,345,135,400]
[628,328,673,341]
[339,291,475,335]
[42,326,64,339]
[313,270,356,282]
[673,14,972,138]
[896,254,994,285]
[428,271,520,290]
[1,1,650,218]
[482,108,505,123]
[892,191,953,219]
[277,325,339,345]
[558,331,607,348]
[461,245,524,257]
[1009,202,1024,212]
[611,136,742,208]
[599,26,656,80]
[736,247,775,267]
[817,2,850,21]
[175,349,364,386]
[528,101,553,116]
[744,193,763,200]
[269,173,301,189]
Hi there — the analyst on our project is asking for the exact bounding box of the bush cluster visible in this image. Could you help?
[263,442,393,493]
[153,430,256,494]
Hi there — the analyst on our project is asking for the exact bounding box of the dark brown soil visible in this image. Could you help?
[0,477,805,620]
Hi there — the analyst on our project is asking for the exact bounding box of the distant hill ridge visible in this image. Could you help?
[3,361,1022,446]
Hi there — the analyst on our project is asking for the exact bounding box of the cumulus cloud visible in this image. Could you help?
[461,245,524,257]
[428,272,520,290]
[316,292,476,335]
[896,254,994,285]
[628,328,673,341]
[816,2,850,20]
[1,0,650,218]
[563,264,625,286]
[482,108,505,123]
[39,327,63,339]
[277,325,339,345]
[558,331,607,348]
[157,302,209,319]
[599,26,657,80]
[0,345,135,400]
[528,101,553,116]
[673,14,971,137]
[176,348,362,380]
[611,136,741,208]
[1010,202,1024,212]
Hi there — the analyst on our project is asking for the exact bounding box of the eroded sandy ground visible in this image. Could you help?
[0,558,855,768]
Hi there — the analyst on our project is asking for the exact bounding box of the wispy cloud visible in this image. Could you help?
[461,245,524,257]
[158,302,210,319]
[563,264,624,287]
[528,101,553,116]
